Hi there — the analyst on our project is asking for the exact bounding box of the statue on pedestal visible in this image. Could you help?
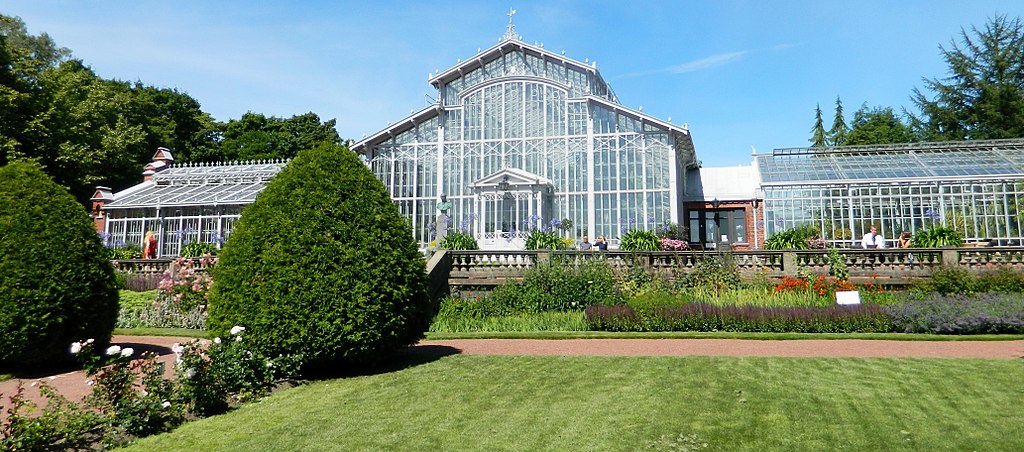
[435,194,452,217]
[435,194,452,244]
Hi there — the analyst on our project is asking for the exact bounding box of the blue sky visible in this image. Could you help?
[3,1,1022,166]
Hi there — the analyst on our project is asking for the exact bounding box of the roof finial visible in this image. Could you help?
[502,7,521,42]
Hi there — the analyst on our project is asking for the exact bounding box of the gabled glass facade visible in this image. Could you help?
[756,139,1024,246]
[353,38,696,248]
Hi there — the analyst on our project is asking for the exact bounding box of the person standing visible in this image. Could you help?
[142,230,158,258]
[861,225,885,249]
[579,235,593,250]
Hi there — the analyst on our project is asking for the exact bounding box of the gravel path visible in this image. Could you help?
[3,335,1023,420]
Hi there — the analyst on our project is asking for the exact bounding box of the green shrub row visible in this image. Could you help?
[914,266,1024,295]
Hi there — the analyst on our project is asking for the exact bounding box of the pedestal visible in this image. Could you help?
[435,213,450,244]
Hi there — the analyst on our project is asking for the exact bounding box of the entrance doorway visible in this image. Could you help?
[471,169,554,249]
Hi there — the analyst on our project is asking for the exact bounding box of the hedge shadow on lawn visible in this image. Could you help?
[302,345,461,381]
[7,342,176,380]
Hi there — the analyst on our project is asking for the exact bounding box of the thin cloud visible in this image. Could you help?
[667,51,749,74]
[613,44,795,80]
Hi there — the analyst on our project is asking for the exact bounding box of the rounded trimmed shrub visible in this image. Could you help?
[0,162,119,368]
[207,144,432,369]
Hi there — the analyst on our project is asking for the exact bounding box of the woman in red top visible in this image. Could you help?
[142,230,158,259]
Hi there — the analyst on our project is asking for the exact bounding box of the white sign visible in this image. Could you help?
[836,290,861,305]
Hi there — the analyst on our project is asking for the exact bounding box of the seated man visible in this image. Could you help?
[861,225,885,249]
[579,235,593,250]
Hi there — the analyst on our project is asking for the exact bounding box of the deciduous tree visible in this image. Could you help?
[846,104,918,145]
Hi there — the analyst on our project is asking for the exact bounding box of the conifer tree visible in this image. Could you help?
[828,96,848,146]
[912,15,1024,140]
[810,104,827,146]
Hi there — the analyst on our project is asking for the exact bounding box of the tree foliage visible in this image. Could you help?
[912,15,1024,140]
[827,96,848,146]
[0,162,119,369]
[0,14,341,206]
[809,104,827,146]
[207,144,433,370]
[194,112,341,162]
[0,14,218,203]
[845,104,918,145]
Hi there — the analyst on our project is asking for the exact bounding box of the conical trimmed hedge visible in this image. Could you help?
[207,144,432,369]
[0,162,119,369]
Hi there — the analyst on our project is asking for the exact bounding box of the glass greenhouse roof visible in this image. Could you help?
[756,139,1024,184]
[106,160,287,208]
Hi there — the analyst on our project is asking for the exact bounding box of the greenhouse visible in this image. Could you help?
[350,23,697,248]
[93,24,1024,255]
[93,151,286,257]
[755,138,1024,247]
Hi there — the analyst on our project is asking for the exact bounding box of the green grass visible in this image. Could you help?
[125,354,1024,451]
[113,328,208,338]
[0,374,11,382]
[119,289,158,308]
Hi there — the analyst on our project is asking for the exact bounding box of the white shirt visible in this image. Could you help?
[861,232,885,249]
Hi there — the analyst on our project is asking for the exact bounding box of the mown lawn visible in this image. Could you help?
[126,354,1024,451]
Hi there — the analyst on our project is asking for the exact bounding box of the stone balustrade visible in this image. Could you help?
[431,247,1024,296]
[111,257,214,278]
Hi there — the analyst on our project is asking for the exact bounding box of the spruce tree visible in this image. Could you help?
[828,96,848,146]
[810,104,827,146]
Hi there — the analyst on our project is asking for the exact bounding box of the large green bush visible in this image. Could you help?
[0,162,119,368]
[207,144,432,369]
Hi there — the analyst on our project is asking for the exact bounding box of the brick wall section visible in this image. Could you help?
[684,200,764,251]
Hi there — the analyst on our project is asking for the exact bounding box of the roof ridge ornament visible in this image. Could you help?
[502,7,521,42]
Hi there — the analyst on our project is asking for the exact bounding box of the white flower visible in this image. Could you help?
[230,325,246,336]
[182,368,196,379]
[70,342,82,355]
[235,336,242,342]
[162,401,171,409]
[265,360,274,368]
[171,343,184,355]
[86,380,94,386]
[214,337,222,344]
[85,338,94,344]
[121,347,134,358]
[105,345,122,356]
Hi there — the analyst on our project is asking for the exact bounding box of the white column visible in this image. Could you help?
[667,133,679,227]
[585,108,596,240]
